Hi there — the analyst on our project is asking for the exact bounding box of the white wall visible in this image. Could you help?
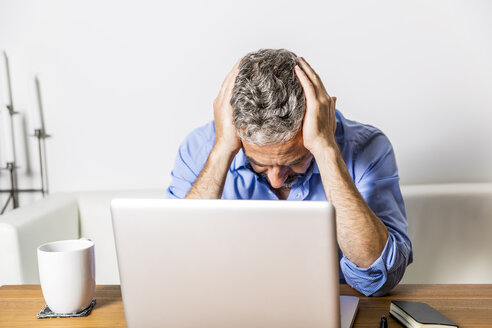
[0,0,491,208]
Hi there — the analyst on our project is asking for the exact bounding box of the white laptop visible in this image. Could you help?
[111,199,358,328]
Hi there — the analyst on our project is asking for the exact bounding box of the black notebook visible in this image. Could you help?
[390,301,458,328]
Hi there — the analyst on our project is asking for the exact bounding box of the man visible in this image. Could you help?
[166,49,413,296]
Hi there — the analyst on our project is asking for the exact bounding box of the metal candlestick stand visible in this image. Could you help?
[0,122,50,214]
[1,56,50,214]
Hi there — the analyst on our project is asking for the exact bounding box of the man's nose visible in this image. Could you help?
[267,166,288,189]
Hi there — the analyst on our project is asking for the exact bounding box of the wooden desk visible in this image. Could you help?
[1,284,491,327]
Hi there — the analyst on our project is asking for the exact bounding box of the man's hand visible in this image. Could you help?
[212,58,243,154]
[186,58,243,199]
[294,57,337,155]
[294,57,388,268]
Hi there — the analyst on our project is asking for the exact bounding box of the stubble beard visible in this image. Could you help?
[261,172,304,190]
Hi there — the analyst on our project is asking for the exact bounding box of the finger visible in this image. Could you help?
[219,57,242,97]
[297,57,329,97]
[294,65,317,104]
[225,57,243,85]
[331,96,337,130]
[330,96,337,116]
[226,61,241,92]
[331,97,337,117]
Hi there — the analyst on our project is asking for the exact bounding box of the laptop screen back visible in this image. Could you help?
[111,199,340,328]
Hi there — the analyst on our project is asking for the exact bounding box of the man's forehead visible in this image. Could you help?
[241,132,309,164]
[242,144,310,166]
[245,152,310,167]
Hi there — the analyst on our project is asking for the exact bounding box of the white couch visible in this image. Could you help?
[0,190,165,286]
[1,184,491,286]
[400,183,492,284]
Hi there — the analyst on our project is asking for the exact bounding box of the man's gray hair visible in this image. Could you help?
[231,48,305,146]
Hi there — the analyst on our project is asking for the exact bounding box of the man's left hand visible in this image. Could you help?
[294,57,337,155]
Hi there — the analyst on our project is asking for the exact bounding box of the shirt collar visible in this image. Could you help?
[233,148,249,171]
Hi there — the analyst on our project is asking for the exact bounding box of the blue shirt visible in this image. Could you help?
[166,110,413,296]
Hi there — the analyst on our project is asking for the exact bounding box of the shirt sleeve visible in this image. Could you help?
[165,122,215,199]
[339,133,413,296]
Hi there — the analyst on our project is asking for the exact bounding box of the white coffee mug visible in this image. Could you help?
[37,238,96,314]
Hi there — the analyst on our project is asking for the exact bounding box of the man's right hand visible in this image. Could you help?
[186,58,243,199]
[212,58,243,155]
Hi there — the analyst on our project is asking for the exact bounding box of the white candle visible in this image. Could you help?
[2,51,13,110]
[35,76,46,132]
[1,106,14,163]
[28,73,41,130]
[1,51,16,164]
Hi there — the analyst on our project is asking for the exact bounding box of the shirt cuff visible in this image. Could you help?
[340,233,401,296]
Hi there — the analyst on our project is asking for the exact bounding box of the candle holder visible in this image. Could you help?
[1,52,52,214]
[1,101,20,213]
[0,162,19,214]
[33,128,51,196]
[0,126,51,214]
[1,102,51,213]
